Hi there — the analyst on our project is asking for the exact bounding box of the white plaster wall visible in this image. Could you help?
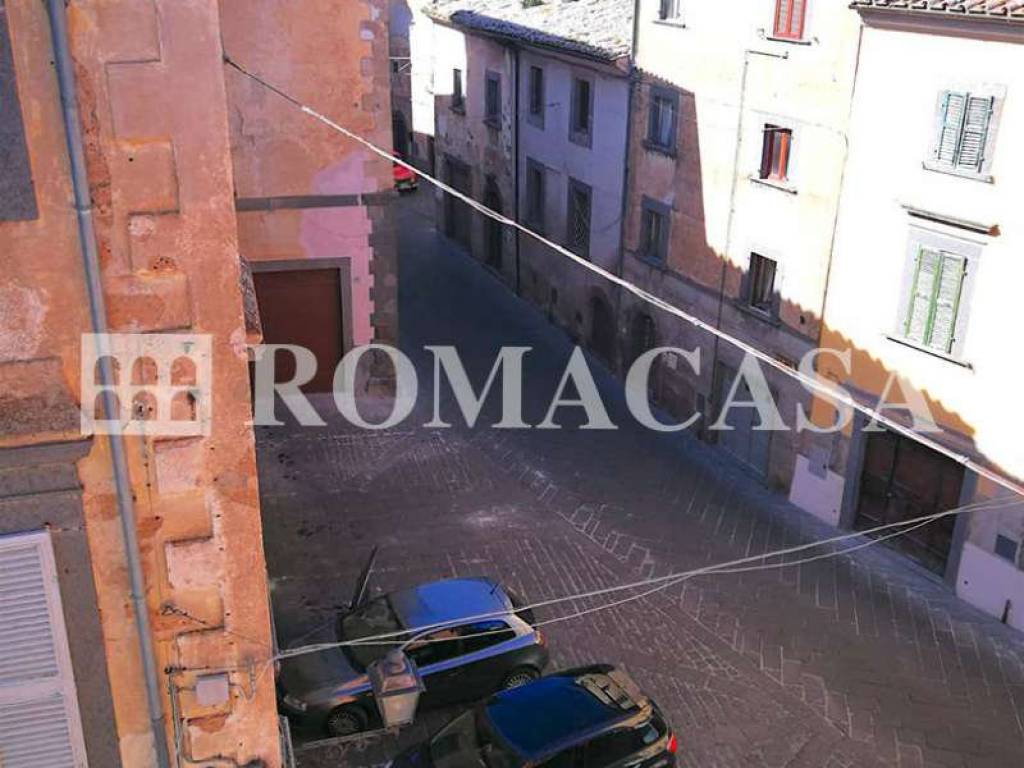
[958,542,1024,632]
[633,0,861,322]
[823,23,1024,503]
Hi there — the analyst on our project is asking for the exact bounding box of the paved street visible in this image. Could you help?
[257,192,1024,768]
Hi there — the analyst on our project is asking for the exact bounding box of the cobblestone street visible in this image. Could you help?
[257,194,1024,768]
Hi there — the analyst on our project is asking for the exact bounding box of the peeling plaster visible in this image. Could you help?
[0,283,47,361]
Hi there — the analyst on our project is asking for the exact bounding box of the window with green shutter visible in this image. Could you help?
[902,246,966,354]
[930,89,999,178]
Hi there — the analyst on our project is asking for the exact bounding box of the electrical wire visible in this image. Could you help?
[274,496,1021,659]
[221,53,1024,506]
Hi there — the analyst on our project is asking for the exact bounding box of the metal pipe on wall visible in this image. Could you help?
[44,2,172,766]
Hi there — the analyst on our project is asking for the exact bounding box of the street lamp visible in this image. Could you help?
[368,649,425,729]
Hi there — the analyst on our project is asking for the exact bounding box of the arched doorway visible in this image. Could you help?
[588,295,615,368]
[484,177,503,272]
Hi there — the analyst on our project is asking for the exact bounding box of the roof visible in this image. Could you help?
[388,577,511,630]
[427,0,634,62]
[850,1,1024,20]
[485,669,643,761]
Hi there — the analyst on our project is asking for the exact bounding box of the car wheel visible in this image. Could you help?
[325,704,368,737]
[502,666,540,690]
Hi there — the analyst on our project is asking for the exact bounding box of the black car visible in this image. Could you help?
[277,550,548,736]
[391,664,678,768]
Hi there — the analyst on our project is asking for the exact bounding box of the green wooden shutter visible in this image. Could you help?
[928,254,966,353]
[956,96,993,172]
[904,247,940,344]
[935,92,967,165]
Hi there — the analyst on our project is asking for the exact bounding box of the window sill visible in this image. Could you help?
[921,161,994,185]
[569,132,593,150]
[764,34,813,46]
[735,302,781,327]
[526,114,545,130]
[483,117,501,129]
[653,19,686,29]
[749,175,797,195]
[450,105,465,116]
[643,139,676,158]
[636,253,668,271]
[885,335,973,370]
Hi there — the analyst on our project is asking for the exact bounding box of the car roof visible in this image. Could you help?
[388,577,512,631]
[485,668,649,761]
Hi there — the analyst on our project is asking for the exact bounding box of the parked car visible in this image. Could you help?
[393,159,419,193]
[277,550,548,736]
[390,664,678,768]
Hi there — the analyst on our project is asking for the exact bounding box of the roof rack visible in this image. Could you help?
[574,668,649,711]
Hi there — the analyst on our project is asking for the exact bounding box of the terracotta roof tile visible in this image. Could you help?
[850,0,1024,20]
[427,0,634,61]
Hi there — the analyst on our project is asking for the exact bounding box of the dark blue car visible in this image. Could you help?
[391,664,678,768]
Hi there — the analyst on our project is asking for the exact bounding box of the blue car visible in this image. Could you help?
[390,665,678,768]
[277,552,548,736]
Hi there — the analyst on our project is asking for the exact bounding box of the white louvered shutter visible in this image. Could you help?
[905,248,940,344]
[928,254,966,353]
[0,532,88,767]
[956,96,994,173]
[935,92,967,166]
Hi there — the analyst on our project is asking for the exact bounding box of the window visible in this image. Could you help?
[901,245,967,355]
[647,87,678,154]
[584,718,665,768]
[406,628,463,667]
[994,534,1020,566]
[452,68,464,111]
[526,159,546,232]
[485,71,501,126]
[459,621,515,654]
[566,178,592,258]
[640,198,670,264]
[929,90,998,178]
[658,0,682,21]
[773,0,807,41]
[529,65,545,126]
[759,125,792,182]
[1,11,37,221]
[570,77,593,147]
[748,253,777,314]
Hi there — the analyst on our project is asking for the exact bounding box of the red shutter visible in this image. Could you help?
[774,0,807,40]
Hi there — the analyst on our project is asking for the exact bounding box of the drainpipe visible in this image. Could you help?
[613,0,643,371]
[45,3,173,767]
[513,45,522,296]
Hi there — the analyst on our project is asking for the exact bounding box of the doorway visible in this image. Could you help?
[714,362,771,477]
[483,177,503,272]
[854,429,964,575]
[589,296,616,369]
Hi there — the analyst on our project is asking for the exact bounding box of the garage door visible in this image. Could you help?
[253,268,345,393]
[714,363,771,478]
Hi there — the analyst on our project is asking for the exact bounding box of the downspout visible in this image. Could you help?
[44,3,173,767]
[513,45,522,296]
[613,0,642,371]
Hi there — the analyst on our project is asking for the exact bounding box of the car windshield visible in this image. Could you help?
[338,596,402,670]
[429,710,522,768]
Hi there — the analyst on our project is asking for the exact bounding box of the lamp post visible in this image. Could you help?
[368,649,425,729]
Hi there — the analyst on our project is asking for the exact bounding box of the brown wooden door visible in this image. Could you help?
[855,429,964,575]
[252,268,345,393]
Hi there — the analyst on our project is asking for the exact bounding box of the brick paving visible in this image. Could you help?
[256,194,1024,768]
